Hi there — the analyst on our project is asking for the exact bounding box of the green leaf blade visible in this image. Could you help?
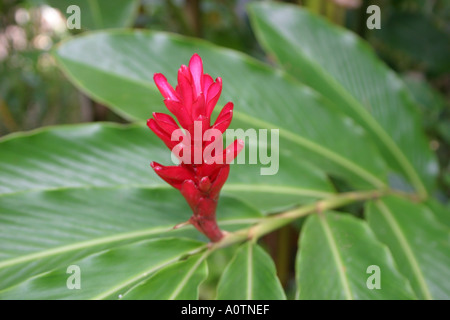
[248,2,437,197]
[366,196,450,300]
[216,242,286,300]
[296,212,416,300]
[121,252,209,300]
[0,186,262,291]
[0,122,335,212]
[0,238,205,300]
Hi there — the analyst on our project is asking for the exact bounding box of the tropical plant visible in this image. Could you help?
[0,2,448,300]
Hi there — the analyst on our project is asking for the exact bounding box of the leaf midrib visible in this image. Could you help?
[375,201,432,300]
[96,246,206,300]
[318,213,353,300]
[168,251,209,300]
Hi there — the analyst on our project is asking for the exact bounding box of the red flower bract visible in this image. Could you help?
[148,53,244,242]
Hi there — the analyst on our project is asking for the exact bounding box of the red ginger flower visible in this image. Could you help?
[148,53,244,242]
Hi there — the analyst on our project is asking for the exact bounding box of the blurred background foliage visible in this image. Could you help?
[0,0,448,298]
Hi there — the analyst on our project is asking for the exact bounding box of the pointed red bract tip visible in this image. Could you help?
[212,102,233,133]
[147,118,177,150]
[154,73,178,101]
[152,112,179,134]
[188,53,204,98]
[209,165,231,199]
[198,176,212,193]
[224,139,244,164]
[206,78,223,118]
[150,161,159,169]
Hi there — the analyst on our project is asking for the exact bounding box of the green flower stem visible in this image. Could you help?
[209,189,389,252]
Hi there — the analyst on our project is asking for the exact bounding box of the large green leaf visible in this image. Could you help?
[0,122,334,212]
[296,211,415,300]
[248,2,437,198]
[121,251,209,300]
[0,238,205,300]
[216,242,286,300]
[366,196,450,299]
[53,30,387,190]
[0,186,261,291]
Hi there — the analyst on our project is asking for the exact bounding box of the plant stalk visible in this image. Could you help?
[209,189,387,251]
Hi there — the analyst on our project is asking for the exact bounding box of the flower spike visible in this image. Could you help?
[148,53,243,242]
